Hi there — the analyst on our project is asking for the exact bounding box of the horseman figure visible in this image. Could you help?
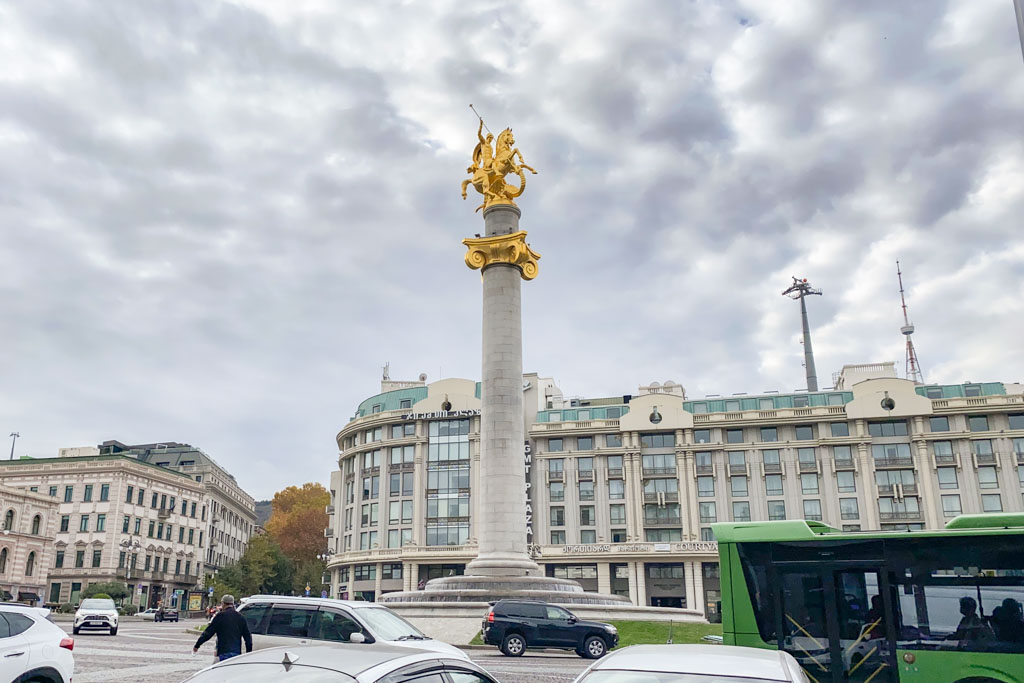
[462,117,537,212]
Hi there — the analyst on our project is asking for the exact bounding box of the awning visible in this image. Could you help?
[0,590,12,601]
[17,592,40,602]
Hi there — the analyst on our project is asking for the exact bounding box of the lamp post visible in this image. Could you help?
[9,433,19,460]
[119,537,142,607]
[316,551,334,597]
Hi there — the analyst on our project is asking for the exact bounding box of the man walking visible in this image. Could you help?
[192,595,252,662]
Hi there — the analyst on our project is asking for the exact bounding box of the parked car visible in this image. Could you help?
[139,607,180,622]
[181,643,497,683]
[73,597,119,635]
[482,599,618,658]
[573,644,810,683]
[236,596,467,658]
[0,602,75,682]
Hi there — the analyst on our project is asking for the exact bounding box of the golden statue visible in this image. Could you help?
[461,116,537,212]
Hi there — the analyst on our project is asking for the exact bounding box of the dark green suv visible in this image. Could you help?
[482,600,618,658]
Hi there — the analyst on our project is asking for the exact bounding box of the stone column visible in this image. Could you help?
[412,444,426,546]
[692,561,705,616]
[464,204,540,577]
[634,561,648,606]
[597,562,611,595]
[373,564,383,600]
[627,562,639,605]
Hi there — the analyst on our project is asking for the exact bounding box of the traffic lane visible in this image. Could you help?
[469,650,592,683]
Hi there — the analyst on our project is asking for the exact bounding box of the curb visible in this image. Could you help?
[455,645,492,651]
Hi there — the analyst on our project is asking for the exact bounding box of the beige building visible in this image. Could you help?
[0,484,60,604]
[325,364,1024,621]
[95,441,257,576]
[0,451,208,608]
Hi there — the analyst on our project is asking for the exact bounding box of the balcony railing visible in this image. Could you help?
[607,468,623,478]
[876,483,918,496]
[643,492,679,502]
[645,517,682,527]
[874,455,914,468]
[975,452,996,465]
[763,462,782,474]
[804,514,823,521]
[841,512,860,520]
[728,464,747,476]
[834,458,855,471]
[642,467,677,477]
[578,470,594,481]
[548,472,564,482]
[934,453,956,464]
[158,508,171,519]
[388,462,415,472]
[798,461,818,473]
[1016,452,1024,465]
[699,516,718,524]
[879,511,923,521]
[695,464,714,475]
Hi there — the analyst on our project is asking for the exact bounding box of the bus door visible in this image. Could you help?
[776,564,898,683]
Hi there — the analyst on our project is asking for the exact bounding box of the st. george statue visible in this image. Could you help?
[461,117,537,212]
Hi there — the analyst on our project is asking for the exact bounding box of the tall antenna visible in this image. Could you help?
[782,277,823,392]
[897,261,924,384]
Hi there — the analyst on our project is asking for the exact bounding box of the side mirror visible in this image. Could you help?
[568,615,578,624]
[349,632,366,644]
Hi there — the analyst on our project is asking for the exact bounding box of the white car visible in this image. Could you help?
[73,597,119,635]
[182,644,496,683]
[573,644,810,683]
[237,596,467,659]
[0,603,75,683]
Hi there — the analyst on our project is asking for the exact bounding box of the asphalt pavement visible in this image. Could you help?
[61,618,593,683]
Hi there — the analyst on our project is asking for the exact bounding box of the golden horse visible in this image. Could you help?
[462,127,537,212]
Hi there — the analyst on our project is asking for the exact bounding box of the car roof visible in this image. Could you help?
[591,645,791,680]
[244,596,387,610]
[213,644,448,675]
[0,603,49,618]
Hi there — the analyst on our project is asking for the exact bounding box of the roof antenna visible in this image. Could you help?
[897,261,924,384]
[781,277,823,392]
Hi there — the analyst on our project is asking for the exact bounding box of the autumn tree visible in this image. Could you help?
[265,482,331,563]
[210,533,293,599]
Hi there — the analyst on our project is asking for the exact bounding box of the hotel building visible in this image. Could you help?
[325,363,1024,621]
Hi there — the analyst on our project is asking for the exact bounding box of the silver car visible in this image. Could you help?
[181,644,497,683]
[237,596,467,659]
[573,644,811,683]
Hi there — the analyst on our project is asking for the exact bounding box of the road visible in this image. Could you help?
[61,619,592,683]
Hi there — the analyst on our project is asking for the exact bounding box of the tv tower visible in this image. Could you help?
[897,261,924,384]
[782,276,823,392]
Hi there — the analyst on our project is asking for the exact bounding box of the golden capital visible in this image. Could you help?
[463,231,540,281]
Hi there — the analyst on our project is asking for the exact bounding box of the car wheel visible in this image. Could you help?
[500,633,526,657]
[583,635,607,659]
[111,626,118,635]
[72,627,80,635]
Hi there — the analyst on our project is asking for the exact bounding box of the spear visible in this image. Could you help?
[469,104,492,134]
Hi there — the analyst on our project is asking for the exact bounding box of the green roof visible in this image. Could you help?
[355,387,429,418]
[915,382,1006,399]
[684,391,853,414]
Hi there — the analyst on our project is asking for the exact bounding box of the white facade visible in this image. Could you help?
[0,484,60,604]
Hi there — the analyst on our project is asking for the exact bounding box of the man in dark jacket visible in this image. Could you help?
[193,595,252,661]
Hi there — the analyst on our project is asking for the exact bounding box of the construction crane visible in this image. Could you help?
[897,261,924,384]
[782,277,823,392]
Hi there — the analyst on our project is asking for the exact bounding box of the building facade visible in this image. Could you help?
[0,484,60,604]
[96,441,257,578]
[326,364,1024,621]
[0,452,208,608]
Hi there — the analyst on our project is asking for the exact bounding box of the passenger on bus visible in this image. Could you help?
[990,598,1024,644]
[953,597,993,647]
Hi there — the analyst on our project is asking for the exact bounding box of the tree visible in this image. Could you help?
[210,534,294,600]
[265,483,330,563]
[82,582,130,602]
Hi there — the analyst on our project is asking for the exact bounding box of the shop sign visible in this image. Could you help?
[524,440,534,541]
[401,409,481,420]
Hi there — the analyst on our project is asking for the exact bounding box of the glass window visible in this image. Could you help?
[726,429,743,444]
[768,500,786,520]
[580,530,597,544]
[697,476,715,497]
[549,482,564,502]
[978,466,999,489]
[798,447,816,465]
[550,507,564,527]
[311,609,363,643]
[760,427,778,442]
[608,479,624,500]
[605,434,622,448]
[578,457,594,473]
[578,481,594,501]
[640,433,675,448]
[728,451,746,467]
[691,403,708,414]
[64,486,73,503]
[973,440,994,456]
[833,444,852,462]
[698,502,717,523]
[829,422,849,437]
[725,400,740,412]
[937,467,959,489]
[942,495,963,517]
[765,474,783,496]
[792,395,809,408]
[732,501,751,522]
[795,425,813,440]
[969,416,990,432]
[868,420,909,437]
[839,498,859,520]
[759,398,775,410]
[731,476,748,497]
[803,499,822,520]
[547,438,563,452]
[548,459,563,474]
[930,416,950,432]
[1009,414,1024,430]
[801,473,819,495]
[610,504,626,525]
[693,429,711,444]
[579,506,595,526]
[762,449,780,465]
[577,436,593,450]
[837,471,856,493]
[982,494,1003,512]
[934,440,954,458]
[550,530,565,544]
[267,606,316,638]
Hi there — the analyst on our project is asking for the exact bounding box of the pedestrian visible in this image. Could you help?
[192,595,252,662]
[156,599,165,623]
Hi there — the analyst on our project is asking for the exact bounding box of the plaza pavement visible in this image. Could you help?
[60,618,593,683]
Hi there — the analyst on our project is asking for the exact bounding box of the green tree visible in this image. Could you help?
[209,534,295,599]
[291,558,327,596]
[82,582,130,602]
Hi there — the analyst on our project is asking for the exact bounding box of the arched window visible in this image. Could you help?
[3,510,13,531]
[0,548,7,573]
[25,551,35,577]
[31,515,41,535]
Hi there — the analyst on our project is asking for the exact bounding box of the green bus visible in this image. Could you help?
[714,514,1024,683]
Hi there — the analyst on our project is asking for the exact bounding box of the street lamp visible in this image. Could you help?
[119,536,143,606]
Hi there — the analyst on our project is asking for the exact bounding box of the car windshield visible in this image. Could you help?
[355,607,428,641]
[581,672,786,683]
[80,599,116,610]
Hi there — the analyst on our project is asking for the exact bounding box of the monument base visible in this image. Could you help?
[377,574,631,606]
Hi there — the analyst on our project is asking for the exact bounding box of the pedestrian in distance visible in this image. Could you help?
[192,594,252,662]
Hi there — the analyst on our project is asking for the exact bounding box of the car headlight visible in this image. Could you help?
[605,625,617,633]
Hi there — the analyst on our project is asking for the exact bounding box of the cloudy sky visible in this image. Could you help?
[2,0,1022,499]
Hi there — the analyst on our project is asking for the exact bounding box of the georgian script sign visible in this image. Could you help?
[400,409,481,420]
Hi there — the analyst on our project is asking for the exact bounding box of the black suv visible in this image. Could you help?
[482,600,618,658]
